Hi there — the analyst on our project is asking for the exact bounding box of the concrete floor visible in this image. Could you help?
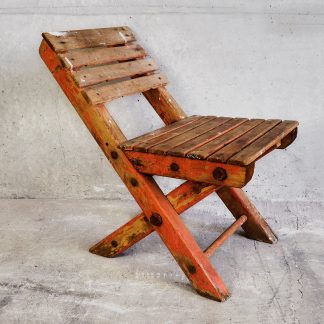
[0,197,323,323]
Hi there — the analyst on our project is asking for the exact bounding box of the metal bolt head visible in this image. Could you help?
[213,167,227,181]
[150,213,163,226]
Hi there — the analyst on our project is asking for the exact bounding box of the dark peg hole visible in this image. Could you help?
[105,142,109,146]
[187,264,196,274]
[170,163,179,171]
[130,178,138,187]
[111,240,118,248]
[111,151,118,159]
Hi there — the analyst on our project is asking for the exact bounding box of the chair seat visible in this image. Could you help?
[120,115,298,166]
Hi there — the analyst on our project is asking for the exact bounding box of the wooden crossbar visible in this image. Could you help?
[204,215,247,258]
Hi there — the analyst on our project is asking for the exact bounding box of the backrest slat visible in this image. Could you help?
[83,73,168,104]
[41,26,168,104]
[58,44,147,69]
[42,26,135,52]
[73,59,159,88]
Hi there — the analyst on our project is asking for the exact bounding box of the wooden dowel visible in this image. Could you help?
[204,215,247,257]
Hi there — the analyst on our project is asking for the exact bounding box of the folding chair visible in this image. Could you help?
[39,26,298,301]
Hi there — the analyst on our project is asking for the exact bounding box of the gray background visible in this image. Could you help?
[1,0,323,202]
[0,1,324,323]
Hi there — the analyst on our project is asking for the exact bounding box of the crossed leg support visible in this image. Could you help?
[90,185,276,259]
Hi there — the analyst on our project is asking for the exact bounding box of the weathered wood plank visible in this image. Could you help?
[167,118,246,157]
[188,119,264,160]
[120,116,201,151]
[228,121,299,165]
[207,119,281,163]
[43,26,135,53]
[73,59,158,87]
[83,73,168,104]
[59,44,147,69]
[125,151,254,188]
[148,117,229,155]
[134,117,214,152]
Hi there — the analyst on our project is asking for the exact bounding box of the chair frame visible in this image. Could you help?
[40,38,282,302]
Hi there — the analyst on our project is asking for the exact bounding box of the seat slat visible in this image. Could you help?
[167,118,246,157]
[58,44,147,69]
[207,119,281,163]
[148,117,229,155]
[188,119,264,160]
[43,26,135,53]
[120,116,201,151]
[134,117,214,152]
[83,73,168,104]
[228,121,299,166]
[73,59,159,87]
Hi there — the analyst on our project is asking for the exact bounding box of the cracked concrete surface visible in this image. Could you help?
[0,198,323,323]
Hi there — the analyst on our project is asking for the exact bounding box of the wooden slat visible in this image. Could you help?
[73,59,159,87]
[167,118,246,157]
[148,117,230,155]
[134,117,214,152]
[120,116,201,151]
[207,119,281,163]
[188,119,264,160]
[228,121,299,166]
[43,26,135,53]
[83,73,168,104]
[59,44,147,69]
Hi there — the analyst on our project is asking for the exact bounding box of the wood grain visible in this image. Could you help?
[188,119,264,160]
[83,73,168,104]
[73,59,158,87]
[207,119,281,163]
[119,116,201,151]
[228,121,299,165]
[43,26,135,52]
[59,44,147,69]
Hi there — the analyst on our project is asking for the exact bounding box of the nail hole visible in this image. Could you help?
[111,240,118,247]
[111,151,118,159]
[130,178,138,187]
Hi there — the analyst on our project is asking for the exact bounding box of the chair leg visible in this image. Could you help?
[217,187,277,243]
[146,181,230,301]
[90,181,218,257]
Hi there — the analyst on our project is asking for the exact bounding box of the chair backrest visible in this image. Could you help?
[42,26,168,105]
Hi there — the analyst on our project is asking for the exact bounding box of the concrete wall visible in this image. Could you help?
[0,1,323,202]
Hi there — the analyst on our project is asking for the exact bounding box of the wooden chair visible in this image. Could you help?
[39,26,298,301]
